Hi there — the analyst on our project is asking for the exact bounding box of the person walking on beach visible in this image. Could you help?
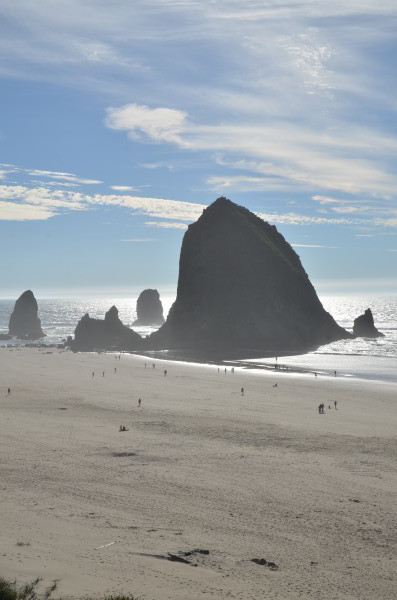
[92,371,94,378]
[241,387,244,396]
[334,400,337,409]
[318,403,322,414]
[102,371,105,377]
[164,369,167,377]
[138,398,141,407]
[114,367,117,374]
[7,387,11,395]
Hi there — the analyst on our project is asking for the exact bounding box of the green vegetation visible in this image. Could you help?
[0,578,140,600]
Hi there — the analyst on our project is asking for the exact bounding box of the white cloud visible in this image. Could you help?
[27,169,102,185]
[0,200,55,220]
[144,221,188,229]
[110,185,135,191]
[256,211,365,226]
[105,103,188,145]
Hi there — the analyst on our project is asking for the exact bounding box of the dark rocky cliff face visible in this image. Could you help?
[8,290,45,339]
[133,289,165,325]
[353,308,384,338]
[71,306,143,351]
[150,197,352,354]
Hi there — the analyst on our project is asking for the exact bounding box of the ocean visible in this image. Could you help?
[0,295,396,384]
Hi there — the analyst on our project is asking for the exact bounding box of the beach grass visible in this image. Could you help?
[0,577,140,600]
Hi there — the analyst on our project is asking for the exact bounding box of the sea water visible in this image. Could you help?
[0,295,396,384]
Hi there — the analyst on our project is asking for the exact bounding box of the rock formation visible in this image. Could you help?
[133,289,165,326]
[70,305,143,351]
[150,197,352,355]
[353,308,384,338]
[8,290,45,339]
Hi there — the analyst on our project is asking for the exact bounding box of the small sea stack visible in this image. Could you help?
[150,197,352,355]
[133,289,165,326]
[70,305,143,351]
[8,290,45,339]
[353,308,384,338]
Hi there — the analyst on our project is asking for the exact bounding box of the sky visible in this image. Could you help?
[1,0,396,298]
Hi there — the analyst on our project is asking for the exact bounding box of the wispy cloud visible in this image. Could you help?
[27,169,102,185]
[110,185,135,191]
[144,221,188,229]
[121,237,156,242]
[291,244,337,248]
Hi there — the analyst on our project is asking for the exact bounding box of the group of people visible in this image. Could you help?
[318,400,338,414]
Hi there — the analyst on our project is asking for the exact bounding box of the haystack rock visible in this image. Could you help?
[8,290,45,339]
[150,197,352,354]
[71,305,143,351]
[353,308,384,338]
[133,289,165,326]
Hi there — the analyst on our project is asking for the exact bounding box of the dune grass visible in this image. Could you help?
[0,578,140,600]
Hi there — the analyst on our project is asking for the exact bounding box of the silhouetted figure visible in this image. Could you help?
[7,387,11,395]
[318,404,322,414]
[334,370,337,376]
[164,369,167,377]
[224,368,227,374]
[334,400,337,409]
[102,371,105,377]
[145,363,147,368]
[328,405,331,409]
[119,425,128,432]
[138,398,141,407]
[273,383,278,388]
[231,367,234,374]
[114,367,117,373]
[152,363,155,369]
[314,373,317,378]
[241,387,244,396]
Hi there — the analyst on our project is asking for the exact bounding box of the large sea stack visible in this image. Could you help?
[133,289,165,326]
[71,306,143,351]
[150,197,352,354]
[353,308,384,338]
[8,290,45,339]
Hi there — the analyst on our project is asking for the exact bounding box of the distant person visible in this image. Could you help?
[224,368,227,374]
[7,387,11,395]
[92,371,94,378]
[145,363,147,369]
[164,369,167,377]
[138,398,141,407]
[114,367,117,374]
[231,367,235,374]
[328,405,331,410]
[119,425,128,432]
[318,403,323,414]
[334,370,337,376]
[152,363,155,369]
[314,373,317,378]
[334,400,337,409]
[241,387,244,396]
[102,371,105,377]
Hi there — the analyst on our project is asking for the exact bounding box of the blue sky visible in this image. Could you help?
[1,0,396,298]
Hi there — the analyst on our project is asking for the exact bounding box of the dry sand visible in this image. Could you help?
[0,347,396,600]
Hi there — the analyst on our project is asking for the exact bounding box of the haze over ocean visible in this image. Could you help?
[1,295,396,383]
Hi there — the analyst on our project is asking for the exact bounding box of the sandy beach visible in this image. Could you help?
[0,347,396,600]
